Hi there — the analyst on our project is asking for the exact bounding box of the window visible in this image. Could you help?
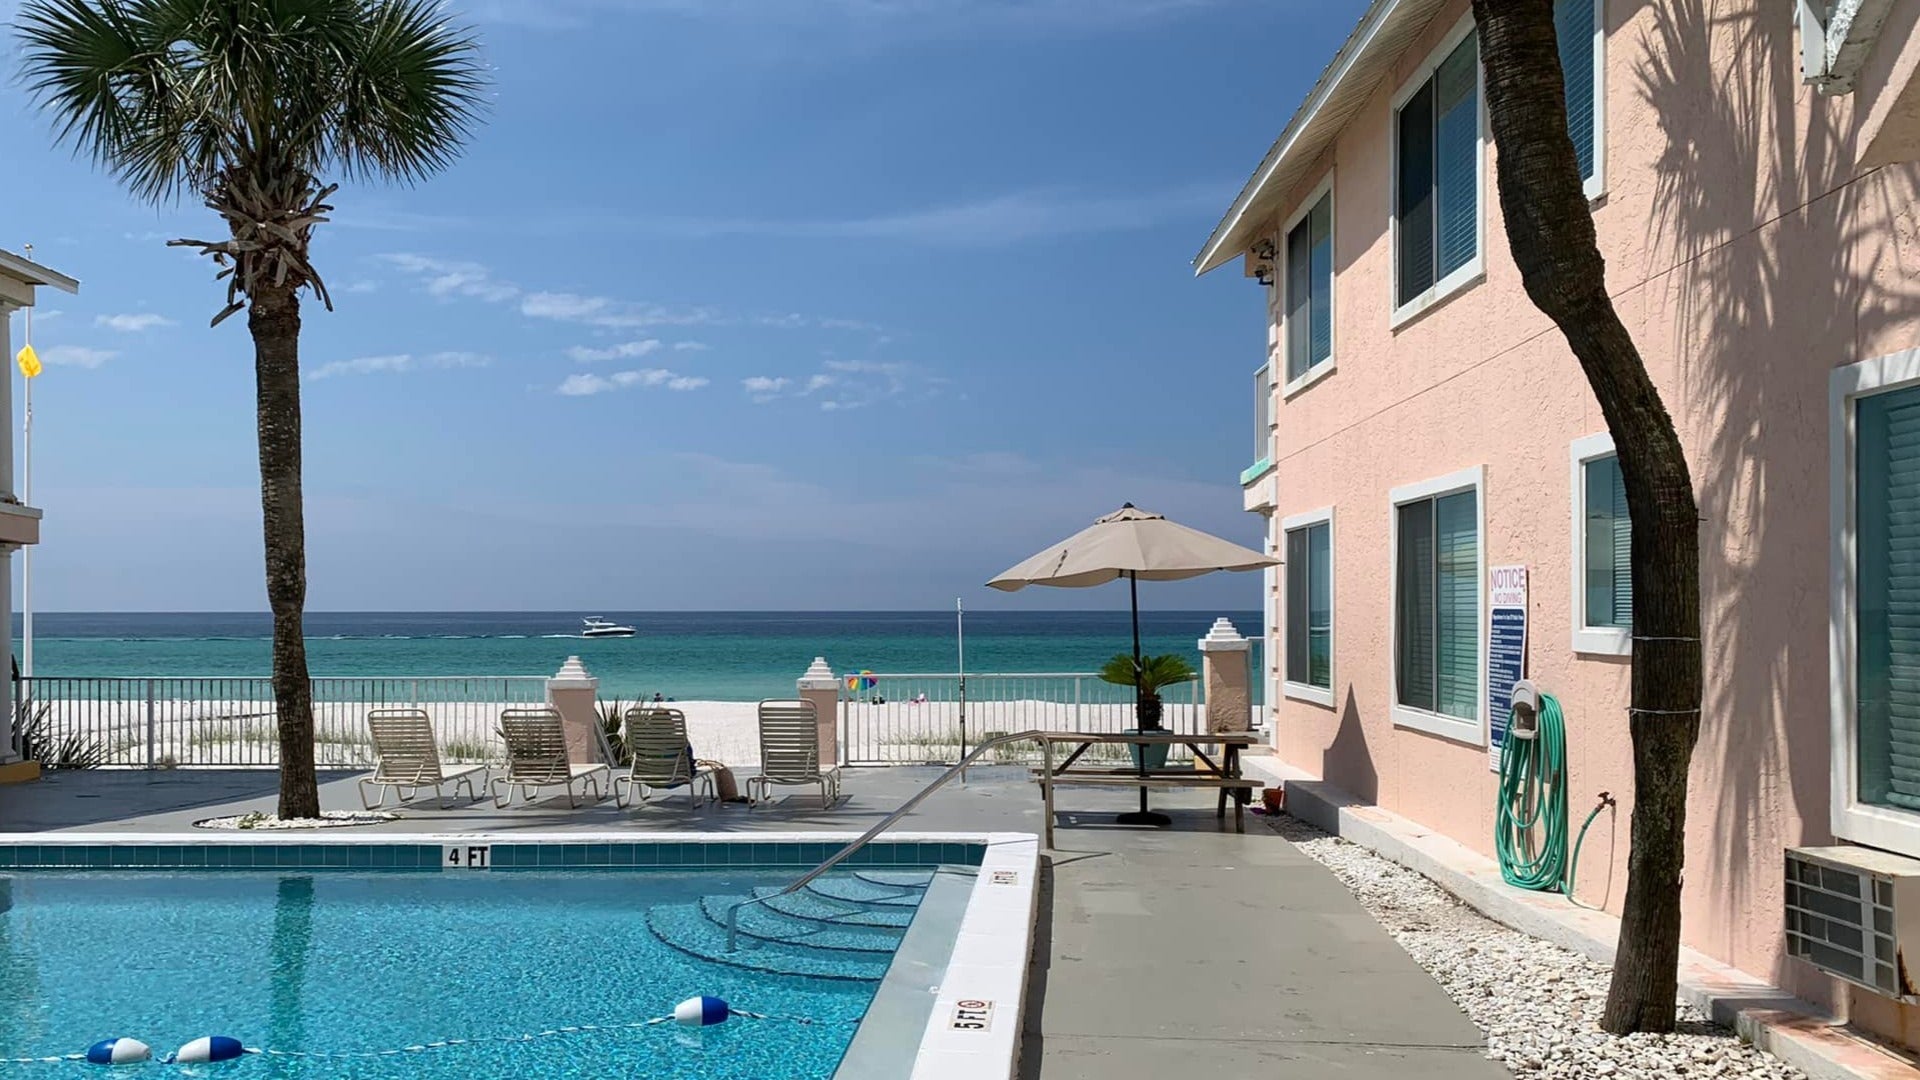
[1557,0,1606,198]
[1832,348,1920,857]
[1282,508,1334,706]
[1571,432,1631,655]
[1392,467,1484,742]
[1244,364,1273,482]
[1393,21,1483,322]
[1283,183,1334,390]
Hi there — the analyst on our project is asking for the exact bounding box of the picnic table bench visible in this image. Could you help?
[1031,730,1259,849]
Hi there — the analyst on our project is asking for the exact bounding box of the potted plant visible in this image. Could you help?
[1099,653,1195,771]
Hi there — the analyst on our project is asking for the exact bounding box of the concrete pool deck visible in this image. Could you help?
[0,766,1505,1079]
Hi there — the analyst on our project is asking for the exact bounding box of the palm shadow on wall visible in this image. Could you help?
[1633,0,1920,982]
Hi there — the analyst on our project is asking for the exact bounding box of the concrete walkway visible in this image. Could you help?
[0,767,1505,1078]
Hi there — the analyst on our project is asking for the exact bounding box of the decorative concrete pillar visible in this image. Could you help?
[798,657,840,766]
[546,656,602,764]
[1199,618,1253,734]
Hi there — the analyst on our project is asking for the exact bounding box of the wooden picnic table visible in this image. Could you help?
[1033,730,1260,849]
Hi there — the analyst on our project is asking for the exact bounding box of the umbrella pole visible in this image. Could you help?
[1117,570,1169,828]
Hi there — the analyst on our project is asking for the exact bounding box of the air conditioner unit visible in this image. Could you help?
[1785,846,1920,999]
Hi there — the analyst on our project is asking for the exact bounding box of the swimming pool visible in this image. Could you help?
[0,836,1034,1079]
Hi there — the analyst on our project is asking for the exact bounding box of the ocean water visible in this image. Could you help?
[16,611,1264,702]
[0,868,893,1079]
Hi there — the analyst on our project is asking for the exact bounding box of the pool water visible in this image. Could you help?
[0,868,938,1078]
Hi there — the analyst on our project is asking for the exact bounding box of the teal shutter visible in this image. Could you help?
[1556,0,1596,182]
[1434,490,1479,720]
[1396,503,1437,710]
[1396,84,1435,306]
[1285,215,1313,381]
[1858,387,1920,810]
[1285,528,1310,683]
[1608,462,1631,625]
[1434,34,1479,279]
[1308,523,1332,687]
[1583,455,1631,629]
[1308,197,1333,367]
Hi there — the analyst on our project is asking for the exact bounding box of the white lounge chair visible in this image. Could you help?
[490,707,610,808]
[612,707,715,809]
[747,699,840,807]
[358,708,488,809]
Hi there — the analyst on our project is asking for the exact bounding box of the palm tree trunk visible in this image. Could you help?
[248,284,319,820]
[1469,0,1703,1034]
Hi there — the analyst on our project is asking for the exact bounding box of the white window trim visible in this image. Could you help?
[1388,13,1488,330]
[1251,361,1275,473]
[1569,432,1630,656]
[1280,172,1336,397]
[1281,505,1336,708]
[1579,0,1608,201]
[1389,465,1487,744]
[1831,347,1920,857]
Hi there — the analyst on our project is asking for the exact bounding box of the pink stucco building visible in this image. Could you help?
[1200,0,1920,1050]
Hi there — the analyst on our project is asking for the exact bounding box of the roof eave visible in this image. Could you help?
[0,249,80,295]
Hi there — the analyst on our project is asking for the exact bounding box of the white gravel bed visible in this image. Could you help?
[1265,813,1806,1080]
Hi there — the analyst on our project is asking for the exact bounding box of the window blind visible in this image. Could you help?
[1434,36,1479,281]
[1857,387,1920,810]
[1555,0,1596,182]
[1307,522,1332,687]
[1396,84,1436,307]
[1584,455,1631,628]
[1396,503,1437,711]
[1434,490,1479,720]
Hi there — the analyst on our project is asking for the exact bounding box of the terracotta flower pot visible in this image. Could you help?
[1261,787,1285,814]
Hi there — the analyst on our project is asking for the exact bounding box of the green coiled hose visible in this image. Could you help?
[1495,692,1568,891]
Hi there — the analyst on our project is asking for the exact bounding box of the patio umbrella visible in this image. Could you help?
[987,504,1276,824]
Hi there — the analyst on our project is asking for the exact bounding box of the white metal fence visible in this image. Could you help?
[14,676,549,768]
[839,672,1203,765]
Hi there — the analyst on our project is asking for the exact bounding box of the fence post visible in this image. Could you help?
[1073,675,1083,731]
[798,657,839,766]
[144,679,157,769]
[1199,618,1252,734]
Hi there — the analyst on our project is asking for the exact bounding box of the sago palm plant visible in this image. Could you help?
[1098,653,1194,731]
[15,0,486,817]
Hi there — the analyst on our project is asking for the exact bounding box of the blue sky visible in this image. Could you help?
[0,0,1364,612]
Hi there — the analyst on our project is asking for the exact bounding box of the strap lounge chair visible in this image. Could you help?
[613,707,715,809]
[747,699,840,807]
[490,707,610,808]
[358,708,489,809]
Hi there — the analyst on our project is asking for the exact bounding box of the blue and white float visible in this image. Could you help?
[84,1038,151,1065]
[674,996,730,1027]
[166,1036,246,1064]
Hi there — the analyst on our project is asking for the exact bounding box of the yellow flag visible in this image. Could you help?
[14,344,40,379]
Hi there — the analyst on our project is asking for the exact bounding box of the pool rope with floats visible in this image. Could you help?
[10,998,844,1067]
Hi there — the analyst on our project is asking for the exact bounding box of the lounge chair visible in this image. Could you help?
[612,707,715,809]
[490,707,610,808]
[747,699,840,807]
[358,708,489,809]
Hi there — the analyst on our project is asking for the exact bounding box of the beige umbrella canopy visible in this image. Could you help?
[987,504,1276,592]
[988,503,1276,825]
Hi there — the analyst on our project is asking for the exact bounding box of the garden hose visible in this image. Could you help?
[1495,692,1568,891]
[1566,790,1617,909]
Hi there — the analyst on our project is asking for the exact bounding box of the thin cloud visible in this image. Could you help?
[567,339,664,363]
[40,345,115,369]
[95,313,174,333]
[673,341,711,352]
[522,291,717,329]
[582,185,1231,247]
[556,368,709,396]
[378,254,519,303]
[307,351,490,381]
[742,375,791,403]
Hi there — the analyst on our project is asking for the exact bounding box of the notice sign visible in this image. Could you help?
[949,999,995,1031]
[1486,566,1528,772]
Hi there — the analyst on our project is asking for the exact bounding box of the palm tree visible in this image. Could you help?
[1098,653,1195,731]
[15,0,487,818]
[1469,0,1702,1033]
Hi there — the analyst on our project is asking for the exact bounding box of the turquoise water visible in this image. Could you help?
[21,611,1264,702]
[0,868,924,1078]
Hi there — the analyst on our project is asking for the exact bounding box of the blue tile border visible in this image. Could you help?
[0,839,987,871]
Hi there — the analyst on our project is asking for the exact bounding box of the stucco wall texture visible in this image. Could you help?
[1250,0,1920,1039]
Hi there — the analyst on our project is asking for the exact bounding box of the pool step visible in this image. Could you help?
[805,877,924,908]
[697,895,903,954]
[645,904,892,982]
[754,887,916,929]
[852,869,935,889]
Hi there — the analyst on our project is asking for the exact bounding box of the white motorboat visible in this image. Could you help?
[581,617,635,638]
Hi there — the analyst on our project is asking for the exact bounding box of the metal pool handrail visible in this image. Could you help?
[726,729,1048,951]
